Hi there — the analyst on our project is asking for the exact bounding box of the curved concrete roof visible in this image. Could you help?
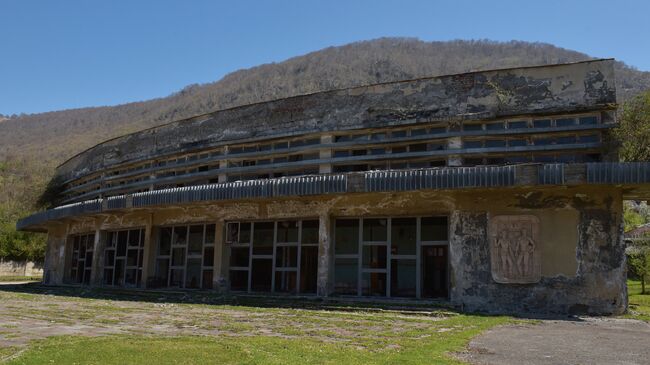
[56,59,616,183]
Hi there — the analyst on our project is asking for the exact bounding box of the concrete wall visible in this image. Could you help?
[41,185,625,315]
[0,259,43,277]
[56,59,616,183]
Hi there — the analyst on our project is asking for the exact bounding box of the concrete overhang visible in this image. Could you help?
[18,162,650,233]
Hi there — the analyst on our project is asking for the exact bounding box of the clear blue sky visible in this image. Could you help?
[1,0,648,115]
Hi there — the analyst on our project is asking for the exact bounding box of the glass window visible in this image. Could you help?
[362,245,387,269]
[363,219,388,242]
[464,123,482,131]
[409,143,427,152]
[421,217,448,241]
[301,220,319,244]
[334,258,358,295]
[411,128,427,136]
[335,219,359,254]
[485,140,506,148]
[533,137,554,146]
[464,140,483,148]
[391,218,416,255]
[252,222,274,255]
[508,121,528,129]
[556,118,575,127]
[430,127,446,134]
[579,116,598,125]
[361,273,387,296]
[508,139,527,147]
[557,136,577,144]
[391,260,416,297]
[486,122,504,130]
[578,134,600,143]
[277,221,299,243]
[533,119,551,128]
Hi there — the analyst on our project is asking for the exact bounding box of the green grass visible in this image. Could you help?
[0,276,41,282]
[626,279,650,321]
[6,314,508,365]
[0,285,513,364]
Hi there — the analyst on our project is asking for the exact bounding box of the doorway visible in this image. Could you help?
[421,245,448,298]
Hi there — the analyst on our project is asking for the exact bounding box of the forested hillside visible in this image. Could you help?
[1,38,650,260]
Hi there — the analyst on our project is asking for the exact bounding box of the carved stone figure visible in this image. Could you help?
[489,215,541,283]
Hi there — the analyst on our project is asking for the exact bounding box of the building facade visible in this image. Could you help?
[19,59,650,314]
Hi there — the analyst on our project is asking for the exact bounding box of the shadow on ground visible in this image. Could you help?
[0,282,587,321]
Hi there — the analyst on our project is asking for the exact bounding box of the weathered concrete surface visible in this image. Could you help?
[448,188,626,315]
[458,318,650,365]
[57,59,616,183]
[41,185,626,315]
[0,259,43,277]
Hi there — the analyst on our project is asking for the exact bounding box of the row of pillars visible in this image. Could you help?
[76,213,332,295]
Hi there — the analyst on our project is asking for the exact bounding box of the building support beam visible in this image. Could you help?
[140,213,155,288]
[90,223,106,286]
[212,219,226,292]
[317,213,331,297]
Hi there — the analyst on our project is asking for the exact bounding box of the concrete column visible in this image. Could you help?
[447,136,462,166]
[319,135,333,174]
[140,213,155,288]
[212,220,227,292]
[317,213,332,297]
[44,223,68,285]
[90,228,107,286]
[218,160,228,183]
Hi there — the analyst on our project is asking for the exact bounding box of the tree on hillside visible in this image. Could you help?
[629,243,650,294]
[616,91,650,162]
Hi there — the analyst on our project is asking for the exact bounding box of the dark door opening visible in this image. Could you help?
[421,245,448,298]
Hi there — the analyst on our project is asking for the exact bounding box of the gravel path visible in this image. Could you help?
[458,317,650,365]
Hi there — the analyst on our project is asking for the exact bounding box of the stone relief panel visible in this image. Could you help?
[489,215,541,284]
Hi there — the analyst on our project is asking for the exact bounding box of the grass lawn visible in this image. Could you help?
[0,276,41,283]
[0,286,512,364]
[626,279,650,322]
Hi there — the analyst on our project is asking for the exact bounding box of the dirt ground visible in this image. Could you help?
[457,317,650,365]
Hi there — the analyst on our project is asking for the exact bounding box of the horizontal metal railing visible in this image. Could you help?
[17,162,650,230]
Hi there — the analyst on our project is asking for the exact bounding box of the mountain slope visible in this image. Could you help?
[1,38,649,170]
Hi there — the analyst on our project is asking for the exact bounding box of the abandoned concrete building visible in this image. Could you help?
[17,59,650,314]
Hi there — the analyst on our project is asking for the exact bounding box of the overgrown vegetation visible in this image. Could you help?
[626,279,650,321]
[0,159,48,262]
[1,38,650,261]
[0,286,512,364]
[615,91,650,162]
